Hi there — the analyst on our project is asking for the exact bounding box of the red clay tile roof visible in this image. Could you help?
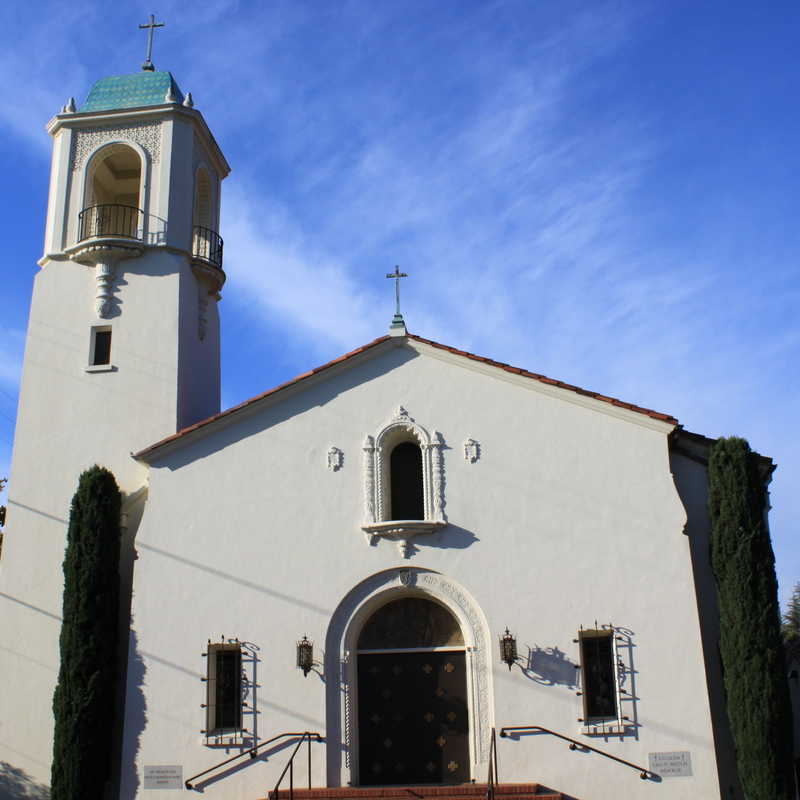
[133,332,677,461]
[407,333,677,423]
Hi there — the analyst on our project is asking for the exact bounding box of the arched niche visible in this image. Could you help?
[363,408,445,524]
[357,596,465,650]
[79,142,147,240]
[324,568,493,787]
[193,166,213,229]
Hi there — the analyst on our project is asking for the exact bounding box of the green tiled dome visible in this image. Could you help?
[80,71,184,112]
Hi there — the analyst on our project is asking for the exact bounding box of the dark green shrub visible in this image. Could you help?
[51,466,121,800]
[709,437,793,799]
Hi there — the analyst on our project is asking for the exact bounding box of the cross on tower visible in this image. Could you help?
[386,266,408,330]
[139,14,165,72]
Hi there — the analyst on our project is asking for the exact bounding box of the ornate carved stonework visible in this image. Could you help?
[464,438,480,463]
[95,262,115,318]
[66,241,143,318]
[398,569,415,587]
[362,435,375,522]
[418,572,491,762]
[334,569,493,782]
[430,432,445,518]
[364,408,446,524]
[362,520,446,557]
[70,122,162,171]
[327,447,344,472]
[342,651,352,768]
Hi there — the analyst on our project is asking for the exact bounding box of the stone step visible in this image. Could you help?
[267,783,568,800]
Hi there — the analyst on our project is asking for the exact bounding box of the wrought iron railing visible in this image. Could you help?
[192,225,224,268]
[486,727,499,800]
[184,730,323,791]
[268,731,323,800]
[499,724,655,780]
[78,204,142,241]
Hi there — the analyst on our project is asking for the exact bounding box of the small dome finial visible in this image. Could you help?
[182,92,194,108]
[63,97,76,113]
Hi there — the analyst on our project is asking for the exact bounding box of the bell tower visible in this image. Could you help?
[0,58,230,789]
[33,65,230,482]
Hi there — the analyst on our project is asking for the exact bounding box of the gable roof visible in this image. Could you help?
[133,332,678,462]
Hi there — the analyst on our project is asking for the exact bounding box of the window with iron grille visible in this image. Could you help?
[579,629,619,721]
[206,643,242,733]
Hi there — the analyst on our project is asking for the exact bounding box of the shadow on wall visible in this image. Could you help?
[119,630,147,800]
[522,646,578,688]
[390,525,479,559]
[190,737,299,793]
[0,762,49,800]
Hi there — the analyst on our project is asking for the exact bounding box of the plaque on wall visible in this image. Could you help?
[648,751,692,777]
[143,765,183,789]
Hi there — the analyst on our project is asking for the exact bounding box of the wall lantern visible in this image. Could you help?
[499,628,517,670]
[296,635,314,677]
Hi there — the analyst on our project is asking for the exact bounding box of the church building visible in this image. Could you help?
[0,49,769,800]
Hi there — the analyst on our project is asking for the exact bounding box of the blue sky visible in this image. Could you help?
[1,1,798,603]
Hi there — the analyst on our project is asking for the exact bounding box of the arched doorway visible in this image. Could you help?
[356,597,469,785]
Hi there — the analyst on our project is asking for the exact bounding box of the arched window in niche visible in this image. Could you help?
[193,168,222,266]
[82,144,142,239]
[361,408,447,544]
[390,440,424,520]
[194,168,212,228]
[358,597,464,650]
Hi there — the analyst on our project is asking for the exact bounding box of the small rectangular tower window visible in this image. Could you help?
[579,628,619,721]
[206,642,243,733]
[91,327,112,366]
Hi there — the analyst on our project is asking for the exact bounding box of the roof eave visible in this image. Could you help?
[133,335,397,463]
[133,330,682,465]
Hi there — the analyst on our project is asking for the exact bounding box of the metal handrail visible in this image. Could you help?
[499,724,655,780]
[486,727,499,800]
[184,730,322,790]
[268,731,323,800]
[78,204,143,241]
[192,225,224,268]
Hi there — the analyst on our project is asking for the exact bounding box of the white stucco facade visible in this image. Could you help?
[0,64,751,800]
[113,338,724,800]
[0,72,228,799]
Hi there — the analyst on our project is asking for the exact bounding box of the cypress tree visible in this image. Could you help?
[709,437,793,799]
[782,582,800,661]
[51,466,122,800]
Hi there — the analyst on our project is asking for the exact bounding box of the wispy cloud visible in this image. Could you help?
[1,0,797,601]
[222,185,383,352]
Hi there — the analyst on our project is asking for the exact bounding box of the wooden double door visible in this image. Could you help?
[357,650,469,785]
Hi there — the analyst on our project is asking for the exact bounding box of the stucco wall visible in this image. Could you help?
[122,339,721,800]
[0,252,218,795]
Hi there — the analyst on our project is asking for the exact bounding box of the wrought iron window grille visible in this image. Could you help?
[573,622,636,736]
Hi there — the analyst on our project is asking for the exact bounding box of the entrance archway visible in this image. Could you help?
[324,569,494,788]
[357,597,468,784]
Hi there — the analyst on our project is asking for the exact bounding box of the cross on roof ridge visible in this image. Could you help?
[139,14,165,72]
[386,266,408,331]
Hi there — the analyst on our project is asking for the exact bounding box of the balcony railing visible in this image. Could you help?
[193,225,224,269]
[78,204,142,242]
